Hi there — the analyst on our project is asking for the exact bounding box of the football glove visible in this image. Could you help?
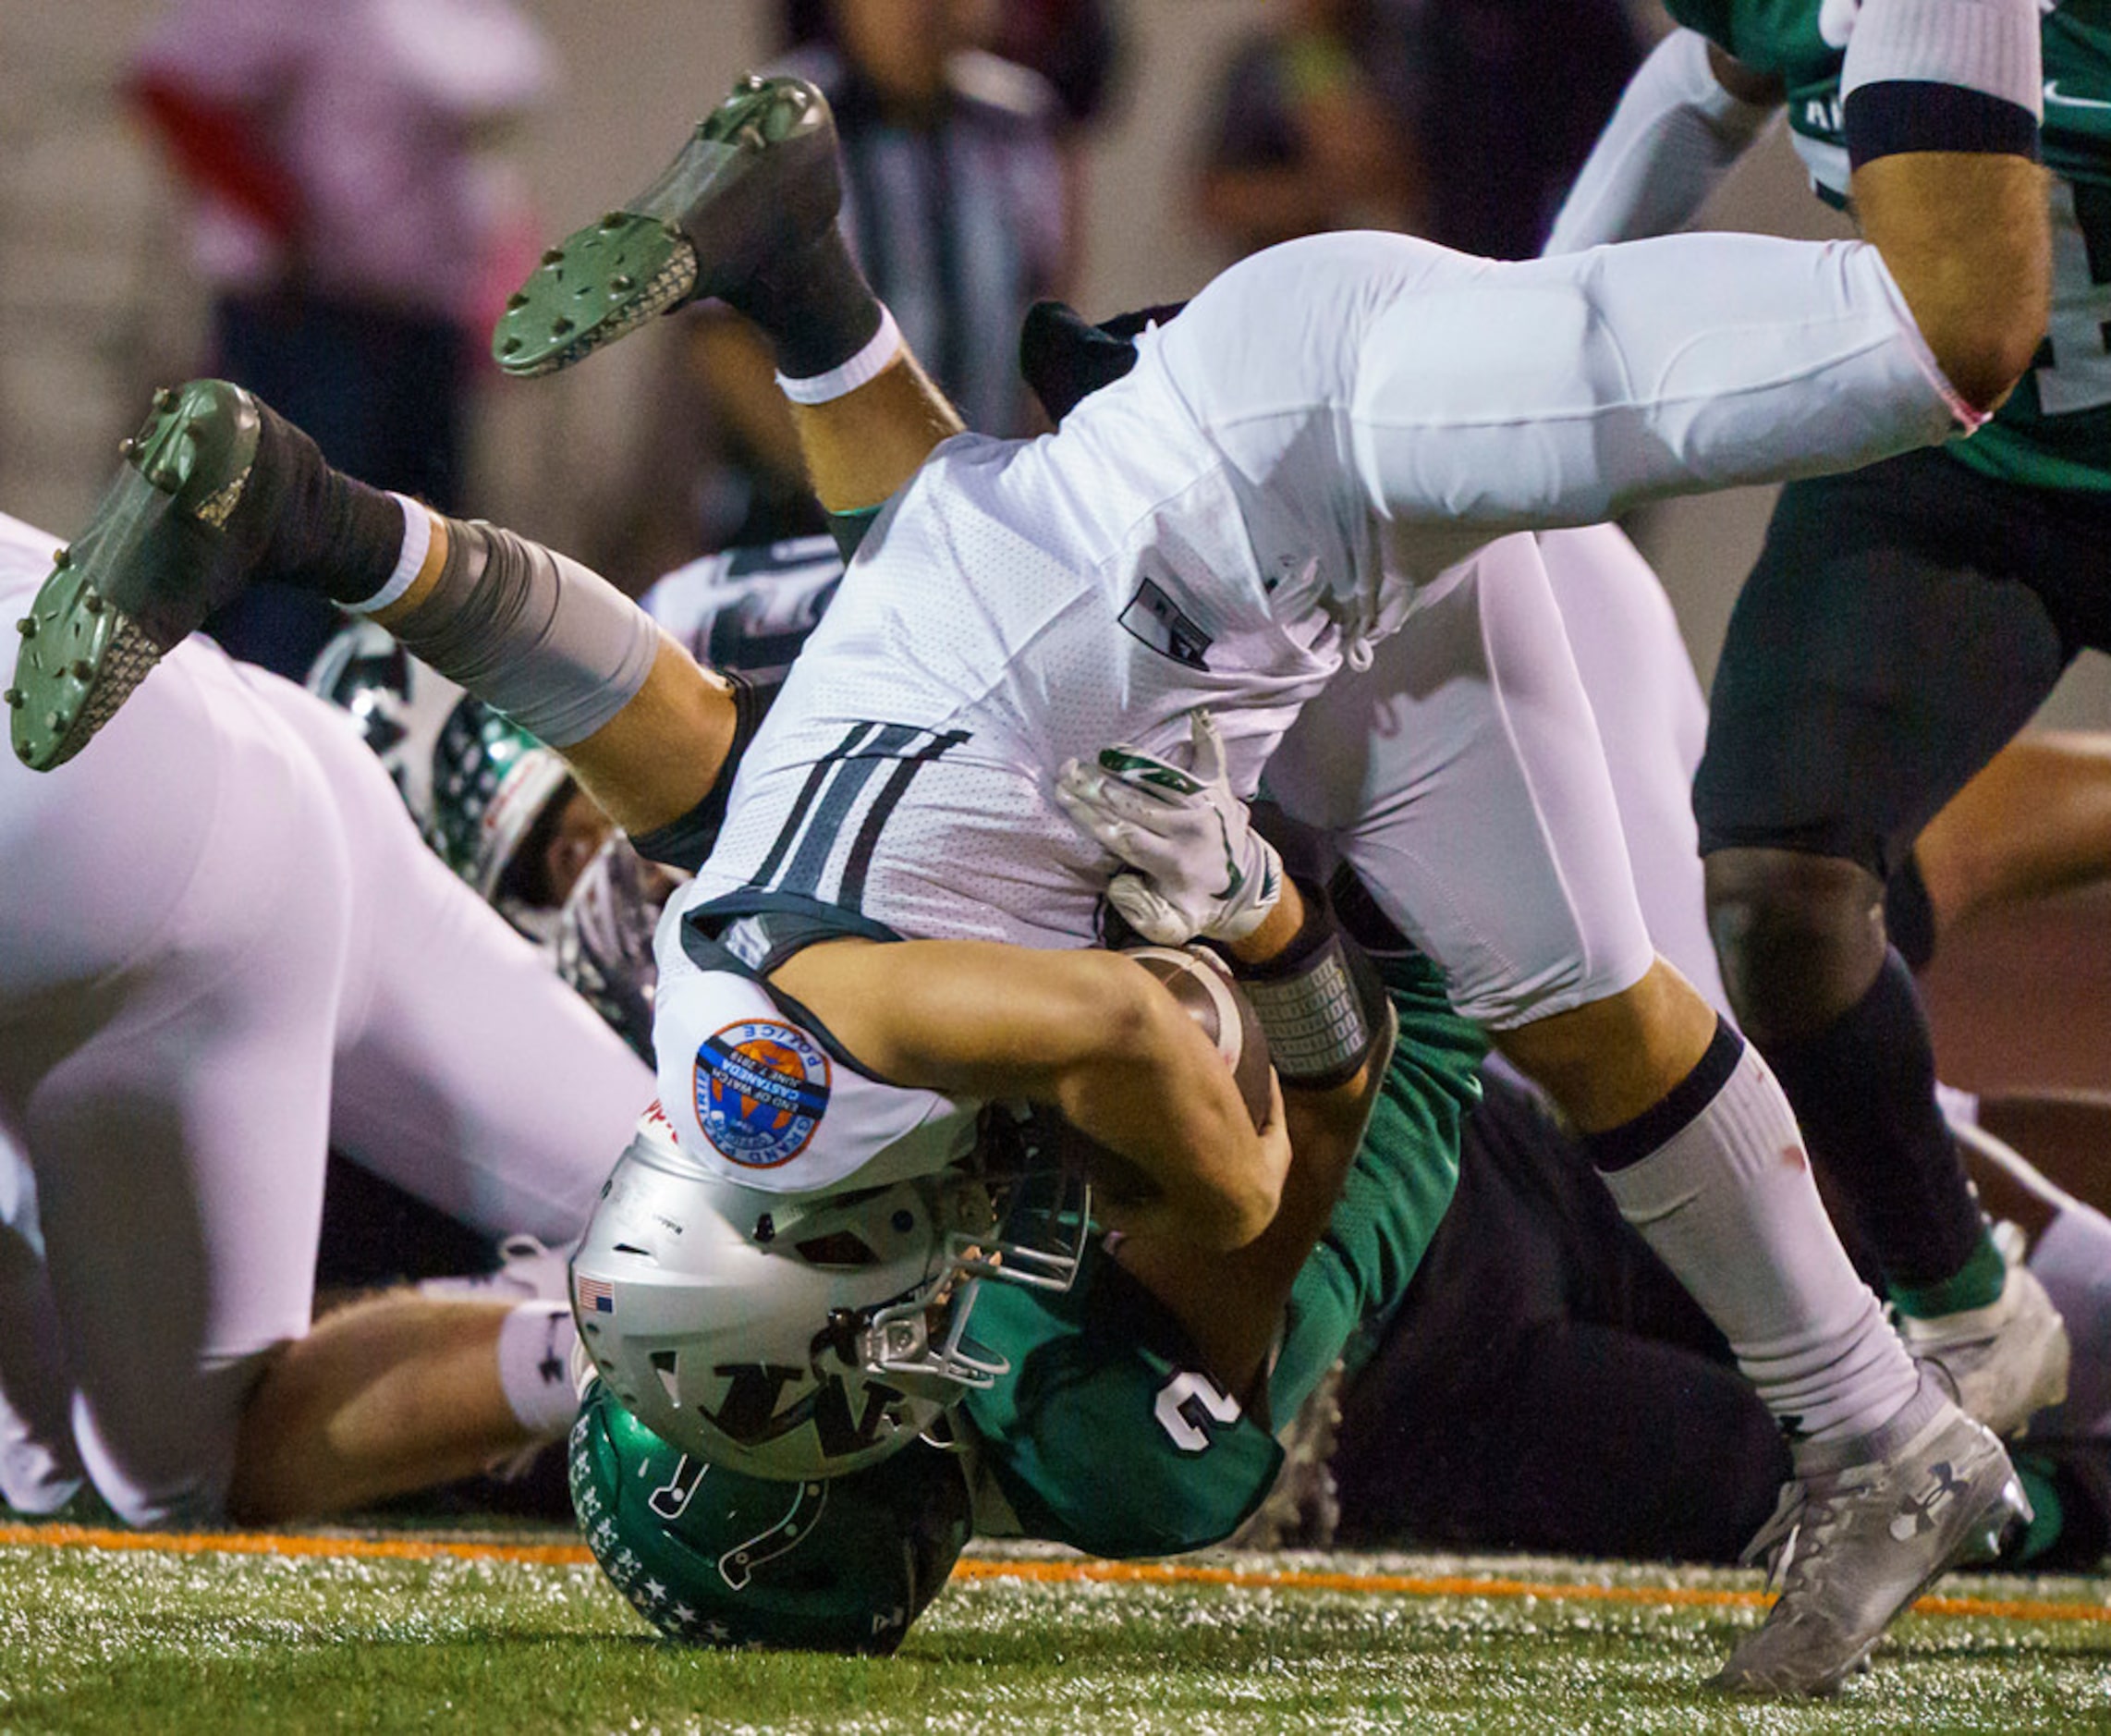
[1055,711,1282,945]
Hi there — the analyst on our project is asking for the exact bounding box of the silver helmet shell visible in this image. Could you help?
[572,1109,1085,1481]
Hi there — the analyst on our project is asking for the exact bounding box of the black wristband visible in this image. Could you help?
[1232,878,1390,1090]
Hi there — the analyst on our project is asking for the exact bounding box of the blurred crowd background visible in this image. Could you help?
[2,0,2106,723]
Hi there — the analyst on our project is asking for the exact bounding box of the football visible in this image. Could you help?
[1126,945,1274,1130]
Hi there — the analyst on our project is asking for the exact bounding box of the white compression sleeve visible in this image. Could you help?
[1840,0,2043,116]
[1348,228,1973,532]
[1544,30,1780,256]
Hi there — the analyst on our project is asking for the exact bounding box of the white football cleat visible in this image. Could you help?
[1895,1217,2070,1437]
[1714,1381,2030,1697]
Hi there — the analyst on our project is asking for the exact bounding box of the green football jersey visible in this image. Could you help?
[957,948,1486,1559]
[1667,0,2111,492]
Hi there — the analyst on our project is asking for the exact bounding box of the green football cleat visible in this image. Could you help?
[10,381,262,771]
[492,73,843,378]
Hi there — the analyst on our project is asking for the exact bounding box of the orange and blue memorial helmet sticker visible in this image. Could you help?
[693,1020,833,1168]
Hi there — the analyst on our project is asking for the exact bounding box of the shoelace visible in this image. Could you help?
[1743,1474,1852,1596]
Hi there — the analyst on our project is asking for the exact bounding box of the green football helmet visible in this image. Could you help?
[427,695,574,911]
[569,1378,972,1653]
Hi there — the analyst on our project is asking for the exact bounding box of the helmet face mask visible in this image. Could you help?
[572,1111,1090,1481]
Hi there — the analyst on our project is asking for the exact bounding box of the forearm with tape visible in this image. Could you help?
[1232,879,1390,1091]
[389,520,660,749]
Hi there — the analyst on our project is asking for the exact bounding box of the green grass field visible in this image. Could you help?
[2,1521,2106,1734]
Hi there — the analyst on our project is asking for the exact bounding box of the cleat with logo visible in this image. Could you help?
[491,74,843,378]
[1713,1383,2031,1696]
[1897,1209,2071,1440]
[11,380,262,770]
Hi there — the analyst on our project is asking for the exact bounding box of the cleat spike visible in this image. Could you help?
[506,292,529,311]
[16,617,33,637]
[53,546,68,567]
[491,74,838,378]
[118,436,138,457]
[2,690,19,709]
[153,387,174,410]
[82,593,104,616]
[69,661,92,681]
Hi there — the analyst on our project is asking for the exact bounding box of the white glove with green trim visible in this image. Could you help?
[1055,711,1283,945]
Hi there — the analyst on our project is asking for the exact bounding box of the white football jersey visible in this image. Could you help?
[674,226,1954,958]
[675,385,1347,951]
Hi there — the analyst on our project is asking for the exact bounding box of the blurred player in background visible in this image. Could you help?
[0,509,646,1527]
[128,0,555,678]
[1544,0,2111,1460]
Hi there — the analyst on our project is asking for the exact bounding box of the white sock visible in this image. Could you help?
[1598,1037,1922,1446]
[494,1302,580,1439]
[351,495,432,615]
[775,305,904,405]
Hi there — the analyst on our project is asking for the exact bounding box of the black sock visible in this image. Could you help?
[1884,850,1938,972]
[1764,948,1993,1296]
[246,401,407,605]
[723,223,884,382]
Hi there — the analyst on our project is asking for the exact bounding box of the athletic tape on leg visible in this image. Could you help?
[389,520,660,749]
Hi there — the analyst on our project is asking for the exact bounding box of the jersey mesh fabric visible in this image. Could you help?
[677,406,1336,950]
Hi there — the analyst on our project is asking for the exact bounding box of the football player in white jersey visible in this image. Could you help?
[9,5,2056,1683]
[0,510,650,1527]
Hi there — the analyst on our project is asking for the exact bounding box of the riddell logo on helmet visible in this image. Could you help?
[694,1020,832,1167]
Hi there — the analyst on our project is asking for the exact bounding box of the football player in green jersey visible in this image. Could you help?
[567,935,1483,1652]
[1547,0,2097,1448]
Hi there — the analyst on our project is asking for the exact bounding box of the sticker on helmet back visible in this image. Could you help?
[694,1020,832,1167]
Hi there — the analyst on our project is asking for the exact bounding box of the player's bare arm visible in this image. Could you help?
[1855,152,2050,413]
[1053,719,1399,1391]
[768,936,1290,1251]
[1116,875,1397,1401]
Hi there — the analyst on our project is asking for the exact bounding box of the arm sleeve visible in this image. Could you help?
[1543,29,1780,255]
